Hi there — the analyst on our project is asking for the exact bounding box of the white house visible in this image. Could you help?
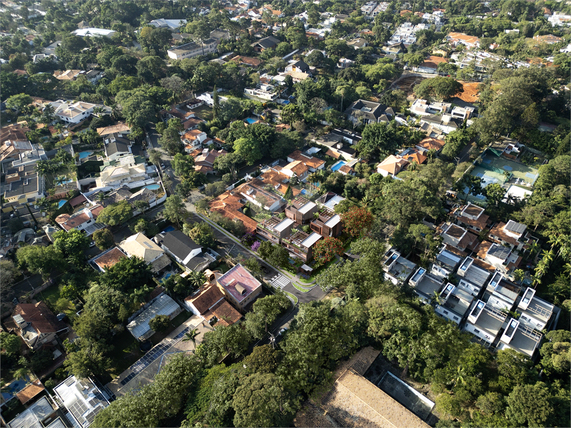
[167,39,218,60]
[55,204,105,236]
[73,28,116,37]
[51,100,97,124]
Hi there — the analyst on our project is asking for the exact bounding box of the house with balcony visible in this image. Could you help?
[216,264,262,311]
[310,209,342,237]
[410,100,451,117]
[0,124,33,164]
[439,223,479,252]
[382,248,417,285]
[409,267,445,303]
[456,256,492,297]
[497,318,543,358]
[8,302,69,350]
[489,220,531,251]
[476,242,522,275]
[433,246,463,277]
[516,287,556,332]
[285,197,319,224]
[53,376,110,428]
[285,150,326,177]
[256,216,295,244]
[434,283,474,325]
[3,163,44,203]
[51,100,97,124]
[283,231,322,263]
[452,203,489,232]
[463,300,507,345]
[244,84,278,101]
[183,129,208,151]
[95,154,148,189]
[55,204,104,236]
[483,270,521,313]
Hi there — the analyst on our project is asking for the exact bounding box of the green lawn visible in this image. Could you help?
[292,283,311,293]
[192,105,214,121]
[36,284,78,322]
[105,330,144,381]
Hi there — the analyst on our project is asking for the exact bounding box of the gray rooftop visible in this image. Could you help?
[436,248,462,270]
[487,243,511,261]
[505,220,527,235]
[7,396,55,428]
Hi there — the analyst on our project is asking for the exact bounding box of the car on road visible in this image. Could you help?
[277,327,288,337]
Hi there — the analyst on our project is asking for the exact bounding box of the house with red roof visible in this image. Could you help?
[216,264,262,311]
[8,302,69,350]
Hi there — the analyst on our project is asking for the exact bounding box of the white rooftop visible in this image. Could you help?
[53,376,109,427]
[127,293,181,340]
[275,217,295,232]
[301,232,322,248]
[8,397,55,428]
[324,214,341,228]
[298,201,317,214]
[502,184,532,204]
[73,28,116,37]
[322,195,345,210]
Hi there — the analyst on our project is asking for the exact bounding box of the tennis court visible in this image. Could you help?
[480,152,539,186]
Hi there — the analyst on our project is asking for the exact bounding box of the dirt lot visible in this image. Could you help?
[457,81,481,103]
[391,75,426,97]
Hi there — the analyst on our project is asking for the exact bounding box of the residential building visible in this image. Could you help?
[476,241,521,274]
[489,220,530,251]
[230,55,262,67]
[463,300,507,345]
[345,99,395,125]
[217,264,262,311]
[382,248,417,285]
[53,376,110,427]
[6,395,64,428]
[257,166,298,197]
[0,124,33,163]
[148,18,188,30]
[347,38,368,49]
[209,190,258,234]
[400,147,428,165]
[548,13,571,26]
[434,283,474,325]
[410,99,451,117]
[484,271,521,312]
[416,137,445,153]
[286,150,326,176]
[183,129,208,151]
[310,209,342,237]
[285,197,319,224]
[73,27,116,37]
[285,60,310,73]
[337,58,355,69]
[452,203,489,232]
[155,230,214,272]
[96,122,131,138]
[316,192,345,211]
[251,35,280,51]
[409,267,445,303]
[244,84,278,101]
[439,223,479,252]
[517,287,556,331]
[376,155,409,177]
[119,232,171,273]
[446,32,480,49]
[283,231,322,263]
[103,133,133,161]
[389,22,432,45]
[53,69,82,81]
[127,293,183,341]
[456,256,492,297]
[95,154,148,188]
[8,302,68,350]
[235,178,286,212]
[433,246,463,277]
[167,39,218,60]
[90,247,127,272]
[496,317,543,358]
[3,164,44,203]
[51,101,96,124]
[419,114,462,134]
[55,204,104,236]
[257,216,295,244]
[188,148,228,174]
[184,283,241,326]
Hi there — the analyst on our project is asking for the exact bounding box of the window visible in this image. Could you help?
[473,328,480,334]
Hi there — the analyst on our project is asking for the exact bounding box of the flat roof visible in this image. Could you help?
[298,201,317,214]
[127,294,181,340]
[218,264,262,303]
[322,195,345,210]
[275,217,295,232]
[53,376,109,428]
[414,274,443,298]
[8,396,54,428]
[324,214,341,228]
[301,232,322,248]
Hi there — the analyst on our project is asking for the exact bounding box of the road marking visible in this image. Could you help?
[270,274,290,290]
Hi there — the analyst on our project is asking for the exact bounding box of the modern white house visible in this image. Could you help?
[167,38,218,60]
[51,101,97,124]
[53,376,110,427]
[73,28,116,37]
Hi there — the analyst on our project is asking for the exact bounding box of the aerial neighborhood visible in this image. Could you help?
[0,0,569,427]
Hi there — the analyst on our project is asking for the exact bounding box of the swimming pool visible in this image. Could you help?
[245,117,257,124]
[162,225,176,233]
[331,160,346,172]
[145,184,161,190]
[58,199,67,208]
[78,151,93,160]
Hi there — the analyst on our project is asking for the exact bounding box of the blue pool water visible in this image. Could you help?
[331,160,346,172]
[300,189,307,195]
[245,117,257,124]
[78,151,93,160]
[58,199,67,208]
[145,184,160,190]
[1,377,29,402]
[163,225,176,233]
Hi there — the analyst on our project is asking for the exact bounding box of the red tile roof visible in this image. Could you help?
[185,285,225,315]
[13,302,66,334]
[93,247,126,270]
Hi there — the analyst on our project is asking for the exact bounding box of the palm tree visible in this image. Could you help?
[12,367,31,381]
[187,271,206,291]
[451,366,467,387]
[182,328,199,346]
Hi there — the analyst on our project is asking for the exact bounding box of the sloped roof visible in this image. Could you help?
[185,285,224,315]
[119,232,165,263]
[377,155,409,175]
[13,302,67,334]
